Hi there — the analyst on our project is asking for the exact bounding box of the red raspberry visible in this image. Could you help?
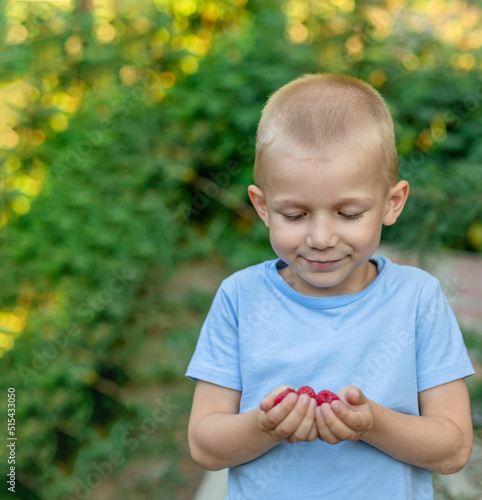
[297,386,316,399]
[316,390,339,406]
[273,387,296,406]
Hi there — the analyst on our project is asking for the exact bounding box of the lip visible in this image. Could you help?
[303,257,342,270]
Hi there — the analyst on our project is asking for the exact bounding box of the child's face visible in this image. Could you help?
[248,147,408,297]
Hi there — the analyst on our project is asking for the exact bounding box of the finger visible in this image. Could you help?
[338,386,367,408]
[307,419,318,442]
[330,400,372,433]
[315,404,341,444]
[318,403,362,442]
[259,391,298,433]
[275,394,312,440]
[287,397,317,443]
[260,385,295,412]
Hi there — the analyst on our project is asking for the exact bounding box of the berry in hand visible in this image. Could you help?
[273,388,296,406]
[316,390,339,406]
[297,386,316,399]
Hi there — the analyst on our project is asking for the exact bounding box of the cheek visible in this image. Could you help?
[342,220,382,246]
[269,222,302,249]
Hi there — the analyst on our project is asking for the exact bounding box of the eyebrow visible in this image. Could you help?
[272,196,373,209]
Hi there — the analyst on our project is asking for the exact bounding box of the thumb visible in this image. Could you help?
[344,386,367,407]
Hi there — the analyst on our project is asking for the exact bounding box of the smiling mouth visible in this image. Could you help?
[303,257,342,270]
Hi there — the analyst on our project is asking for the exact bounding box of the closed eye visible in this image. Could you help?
[339,212,364,221]
[283,213,306,222]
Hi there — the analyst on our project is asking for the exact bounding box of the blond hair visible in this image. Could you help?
[254,73,398,187]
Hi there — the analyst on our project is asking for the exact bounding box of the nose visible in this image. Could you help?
[306,216,338,249]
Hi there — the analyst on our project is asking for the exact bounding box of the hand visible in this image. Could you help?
[315,386,374,444]
[259,386,318,443]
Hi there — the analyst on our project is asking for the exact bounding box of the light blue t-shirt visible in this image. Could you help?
[186,256,474,500]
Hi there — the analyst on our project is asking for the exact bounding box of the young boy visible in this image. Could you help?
[185,74,474,499]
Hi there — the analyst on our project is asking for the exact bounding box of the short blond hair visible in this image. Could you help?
[254,73,398,187]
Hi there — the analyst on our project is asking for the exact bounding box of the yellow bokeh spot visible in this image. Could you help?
[330,0,355,13]
[65,35,83,56]
[177,0,197,17]
[0,130,19,149]
[82,369,99,385]
[150,39,163,60]
[150,87,165,103]
[0,214,8,230]
[52,91,79,113]
[131,16,152,35]
[327,16,347,35]
[430,117,446,143]
[181,167,197,182]
[468,221,482,250]
[93,23,116,43]
[284,0,309,21]
[402,53,419,71]
[201,3,220,24]
[31,129,46,147]
[345,35,363,55]
[0,334,14,352]
[5,157,21,173]
[454,53,475,71]
[43,74,59,91]
[366,7,392,39]
[442,22,464,44]
[6,24,28,44]
[49,113,69,132]
[13,174,42,197]
[11,197,31,216]
[48,16,67,35]
[416,129,432,152]
[182,33,209,56]
[119,65,138,86]
[369,69,386,87]
[180,56,199,74]
[160,72,176,88]
[468,30,482,49]
[287,23,309,43]
[0,310,27,334]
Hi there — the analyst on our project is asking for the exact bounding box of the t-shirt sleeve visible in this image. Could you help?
[415,277,474,392]
[185,279,242,391]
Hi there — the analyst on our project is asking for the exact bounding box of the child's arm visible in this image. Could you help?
[188,381,317,471]
[315,379,473,474]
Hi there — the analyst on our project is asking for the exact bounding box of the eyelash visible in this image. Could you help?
[283,212,364,222]
[283,213,306,222]
[339,212,364,221]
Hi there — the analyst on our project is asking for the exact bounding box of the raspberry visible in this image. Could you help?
[297,386,316,399]
[316,390,339,406]
[273,388,296,406]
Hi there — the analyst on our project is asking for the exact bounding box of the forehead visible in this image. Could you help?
[260,147,388,204]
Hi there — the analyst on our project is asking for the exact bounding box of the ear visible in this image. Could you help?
[383,180,409,226]
[247,184,270,227]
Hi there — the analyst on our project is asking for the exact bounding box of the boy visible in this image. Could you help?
[185,74,474,499]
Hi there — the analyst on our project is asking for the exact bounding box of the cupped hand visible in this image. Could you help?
[315,385,374,445]
[259,386,318,443]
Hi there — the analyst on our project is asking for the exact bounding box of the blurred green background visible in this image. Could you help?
[1,0,481,498]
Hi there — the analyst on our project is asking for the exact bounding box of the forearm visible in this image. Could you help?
[189,407,278,471]
[363,399,473,474]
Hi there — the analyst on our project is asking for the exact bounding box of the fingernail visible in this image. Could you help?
[315,406,323,418]
[309,398,317,408]
[287,393,297,403]
[332,401,341,411]
[300,394,309,405]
